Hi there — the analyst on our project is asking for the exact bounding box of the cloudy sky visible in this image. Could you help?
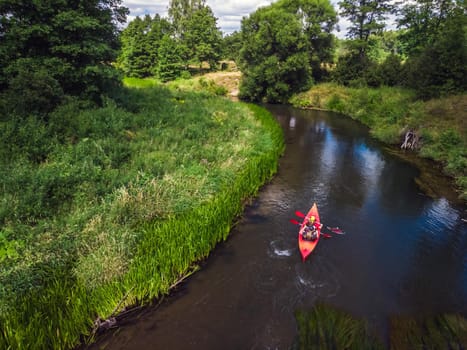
[121,0,351,37]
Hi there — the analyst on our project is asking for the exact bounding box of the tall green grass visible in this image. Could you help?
[0,84,284,349]
[292,303,467,350]
[293,303,384,350]
[389,313,467,350]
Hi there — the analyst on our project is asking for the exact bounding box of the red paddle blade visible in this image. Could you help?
[290,218,301,225]
[327,226,345,234]
[321,233,332,238]
[295,210,306,218]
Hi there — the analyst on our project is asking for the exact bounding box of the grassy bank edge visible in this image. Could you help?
[0,103,284,350]
[292,303,467,349]
[289,83,467,201]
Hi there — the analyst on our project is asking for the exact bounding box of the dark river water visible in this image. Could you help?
[87,106,467,350]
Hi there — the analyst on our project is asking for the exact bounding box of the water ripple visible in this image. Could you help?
[268,239,294,259]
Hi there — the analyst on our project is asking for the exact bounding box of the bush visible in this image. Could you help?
[2,58,64,117]
[332,52,372,87]
[198,78,228,96]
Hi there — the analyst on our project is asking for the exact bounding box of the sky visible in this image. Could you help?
[121,0,352,38]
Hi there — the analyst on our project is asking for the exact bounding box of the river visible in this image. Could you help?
[86,105,466,349]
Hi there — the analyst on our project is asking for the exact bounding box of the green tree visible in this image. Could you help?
[278,0,338,81]
[397,0,466,97]
[239,6,312,103]
[118,15,152,78]
[0,0,128,115]
[397,0,462,55]
[222,31,243,62]
[148,15,173,75]
[239,0,337,102]
[182,5,222,69]
[366,31,404,62]
[118,14,171,77]
[157,35,184,82]
[333,0,394,85]
[338,0,395,56]
[168,0,205,38]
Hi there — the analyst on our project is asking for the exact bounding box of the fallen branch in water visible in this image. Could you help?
[401,129,419,150]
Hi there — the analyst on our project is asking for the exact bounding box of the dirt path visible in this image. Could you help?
[201,71,241,98]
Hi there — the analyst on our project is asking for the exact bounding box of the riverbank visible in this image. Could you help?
[199,72,465,201]
[289,84,466,202]
[0,84,284,349]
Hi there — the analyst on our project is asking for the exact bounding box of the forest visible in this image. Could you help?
[0,0,465,349]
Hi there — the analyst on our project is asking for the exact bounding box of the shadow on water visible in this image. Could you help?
[85,105,466,350]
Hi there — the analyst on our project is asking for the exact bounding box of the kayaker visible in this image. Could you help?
[303,216,321,241]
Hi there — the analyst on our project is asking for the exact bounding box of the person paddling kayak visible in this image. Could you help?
[298,203,322,261]
[302,215,322,241]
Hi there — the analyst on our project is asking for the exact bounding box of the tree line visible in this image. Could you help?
[238,0,466,102]
[0,0,129,117]
[118,0,222,81]
[0,0,465,117]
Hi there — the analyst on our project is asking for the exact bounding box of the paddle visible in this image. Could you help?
[295,210,345,234]
[289,219,332,238]
[295,210,306,218]
[327,226,345,234]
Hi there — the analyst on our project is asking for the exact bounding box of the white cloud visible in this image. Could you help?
[121,0,348,36]
[121,0,274,33]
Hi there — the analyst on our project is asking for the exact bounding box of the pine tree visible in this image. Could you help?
[0,0,128,115]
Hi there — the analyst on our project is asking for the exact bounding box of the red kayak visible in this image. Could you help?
[298,203,321,261]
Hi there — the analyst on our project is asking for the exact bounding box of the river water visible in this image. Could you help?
[87,106,466,350]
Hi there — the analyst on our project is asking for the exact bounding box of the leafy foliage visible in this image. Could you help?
[399,1,467,98]
[331,0,466,98]
[333,0,395,85]
[157,35,185,82]
[181,5,222,69]
[0,0,128,114]
[278,0,338,81]
[239,0,337,102]
[119,0,222,79]
[169,0,206,38]
[118,15,171,78]
[338,0,395,42]
[222,31,243,62]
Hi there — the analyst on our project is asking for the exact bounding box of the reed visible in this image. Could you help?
[293,303,384,350]
[0,83,284,349]
[389,313,467,350]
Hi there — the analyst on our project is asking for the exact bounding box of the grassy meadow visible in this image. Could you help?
[290,84,467,201]
[0,80,284,349]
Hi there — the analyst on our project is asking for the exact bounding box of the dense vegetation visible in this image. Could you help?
[332,0,467,100]
[237,0,337,102]
[114,0,466,101]
[0,0,128,116]
[117,0,222,81]
[0,82,284,348]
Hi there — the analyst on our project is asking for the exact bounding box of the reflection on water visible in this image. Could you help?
[87,105,466,350]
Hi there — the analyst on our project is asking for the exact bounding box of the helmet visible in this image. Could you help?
[309,216,315,223]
